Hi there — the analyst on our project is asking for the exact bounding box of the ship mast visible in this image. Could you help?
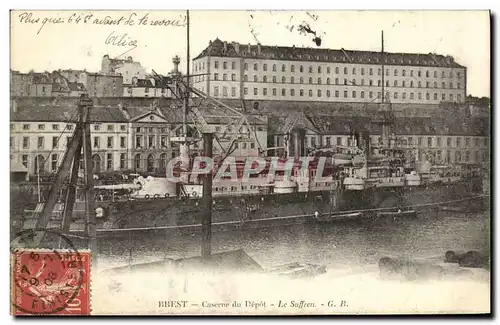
[374,30,394,151]
[183,10,190,143]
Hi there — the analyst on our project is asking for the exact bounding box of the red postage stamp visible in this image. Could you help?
[11,249,91,315]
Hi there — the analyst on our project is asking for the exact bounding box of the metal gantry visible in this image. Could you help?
[31,94,96,257]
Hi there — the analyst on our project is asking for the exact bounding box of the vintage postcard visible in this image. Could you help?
[9,10,491,315]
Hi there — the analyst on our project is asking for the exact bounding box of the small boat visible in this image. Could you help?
[315,212,363,223]
[376,209,416,218]
[439,205,465,212]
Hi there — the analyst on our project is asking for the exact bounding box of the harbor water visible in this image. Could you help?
[96,210,490,269]
[90,209,491,315]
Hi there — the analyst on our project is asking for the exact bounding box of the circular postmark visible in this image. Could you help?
[10,229,89,315]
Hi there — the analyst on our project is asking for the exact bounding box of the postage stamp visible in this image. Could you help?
[10,230,91,315]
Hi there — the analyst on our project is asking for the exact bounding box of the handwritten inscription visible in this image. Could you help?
[17,12,187,35]
[105,31,138,48]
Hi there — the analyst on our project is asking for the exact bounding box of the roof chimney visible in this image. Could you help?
[234,42,240,54]
[247,43,251,53]
[12,100,17,113]
[257,43,261,55]
[223,41,228,52]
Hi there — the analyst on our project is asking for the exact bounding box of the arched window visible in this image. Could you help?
[282,64,286,72]
[34,155,45,174]
[282,76,286,83]
[300,77,304,84]
[309,77,313,84]
[263,76,267,82]
[159,153,167,171]
[309,66,313,73]
[291,77,295,84]
[394,80,398,87]
[326,78,330,85]
[300,65,304,73]
[253,75,258,82]
[147,154,154,172]
[272,64,277,72]
[272,76,276,83]
[317,77,322,84]
[134,154,141,170]
[92,154,102,173]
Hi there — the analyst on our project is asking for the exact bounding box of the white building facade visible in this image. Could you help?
[192,39,467,105]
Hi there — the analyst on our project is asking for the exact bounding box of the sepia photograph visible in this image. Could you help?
[8,9,491,316]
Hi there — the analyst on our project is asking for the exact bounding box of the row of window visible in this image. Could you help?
[16,123,128,132]
[14,124,171,133]
[24,152,130,173]
[301,135,488,148]
[204,60,463,79]
[212,74,463,90]
[27,151,184,174]
[235,86,462,102]
[13,135,130,150]
[135,127,169,133]
[134,135,169,149]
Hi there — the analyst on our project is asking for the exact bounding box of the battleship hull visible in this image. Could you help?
[18,177,485,238]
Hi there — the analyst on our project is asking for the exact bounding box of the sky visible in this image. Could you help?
[10,10,490,97]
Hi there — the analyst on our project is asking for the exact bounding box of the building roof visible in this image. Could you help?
[269,115,489,137]
[31,73,52,84]
[11,102,129,123]
[194,38,465,68]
